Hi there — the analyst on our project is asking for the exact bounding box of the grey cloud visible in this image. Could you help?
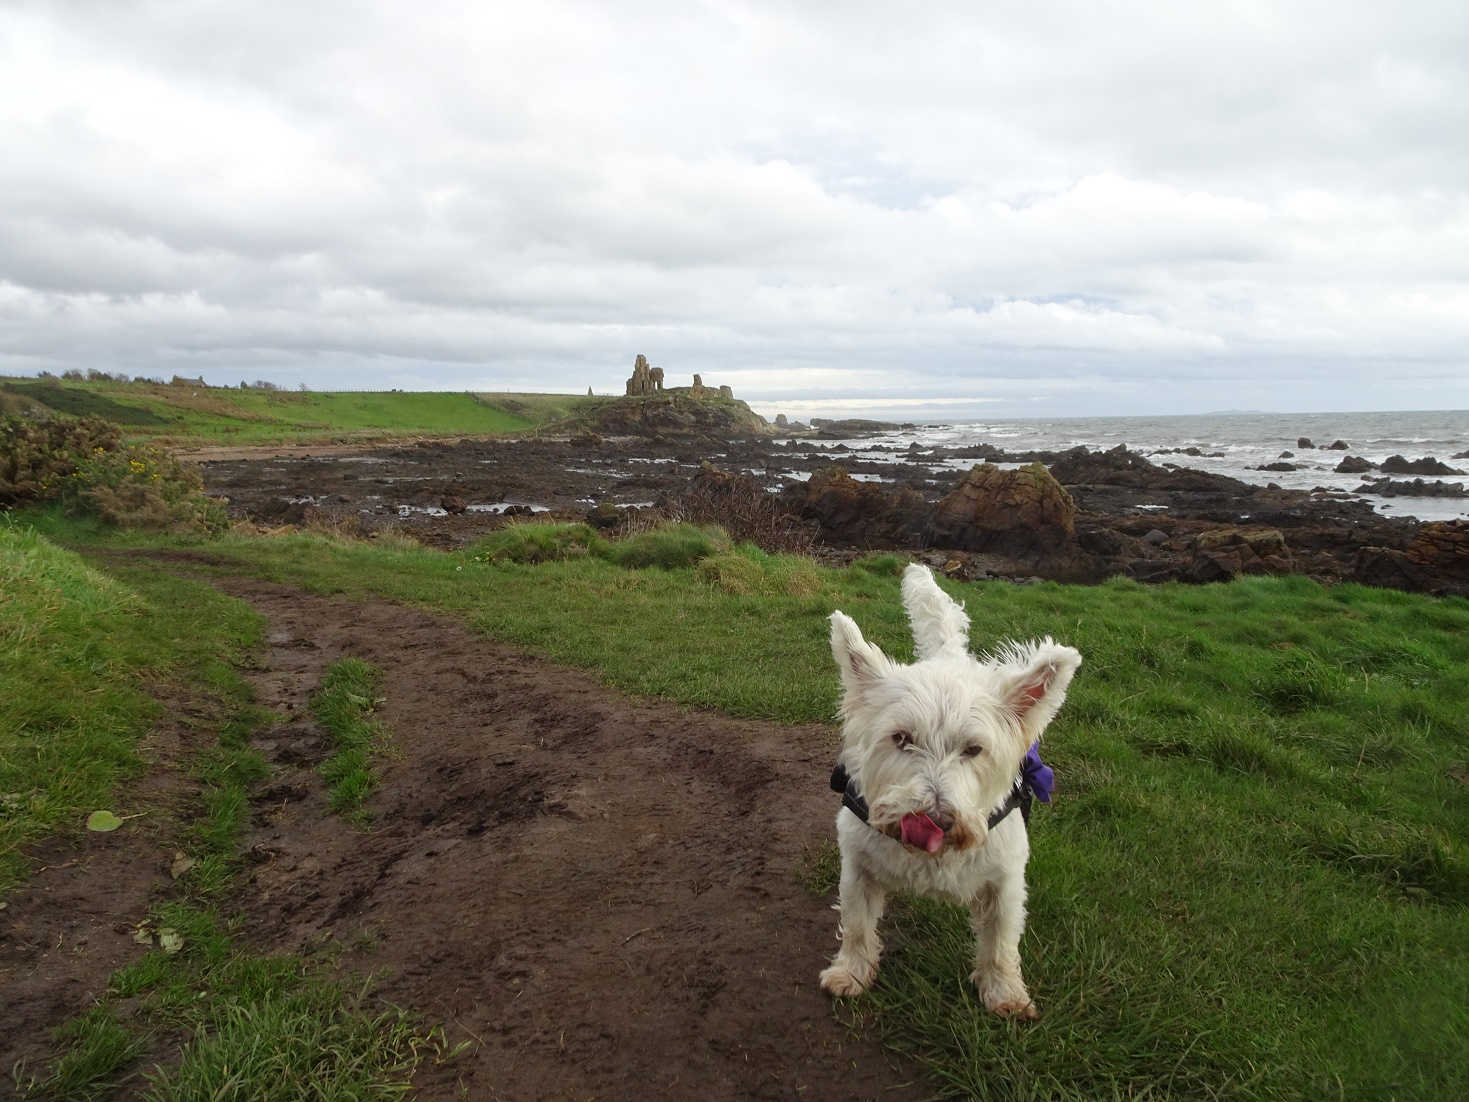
[1,1,1466,415]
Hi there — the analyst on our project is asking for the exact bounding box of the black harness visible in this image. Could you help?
[830,761,1033,833]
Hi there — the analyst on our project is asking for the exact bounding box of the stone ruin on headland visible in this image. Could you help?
[625,354,664,395]
[624,354,733,399]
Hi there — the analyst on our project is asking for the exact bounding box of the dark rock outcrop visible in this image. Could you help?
[1353,521,1469,596]
[1048,445,1251,493]
[809,418,902,437]
[1327,440,1350,450]
[787,467,928,546]
[1335,456,1374,474]
[1380,455,1464,476]
[586,393,768,438]
[1355,478,1468,498]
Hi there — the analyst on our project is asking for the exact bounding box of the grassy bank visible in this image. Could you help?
[0,375,606,446]
[10,512,1469,1097]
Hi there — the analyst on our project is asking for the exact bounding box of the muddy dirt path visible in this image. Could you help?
[220,578,919,1100]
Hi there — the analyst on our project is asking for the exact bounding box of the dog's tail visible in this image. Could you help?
[901,564,970,660]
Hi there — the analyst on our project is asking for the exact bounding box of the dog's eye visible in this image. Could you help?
[891,730,914,750]
[961,743,984,758]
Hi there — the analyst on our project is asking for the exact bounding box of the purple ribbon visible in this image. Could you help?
[1022,742,1054,803]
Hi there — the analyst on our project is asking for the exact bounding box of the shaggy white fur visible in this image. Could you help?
[820,564,1081,1017]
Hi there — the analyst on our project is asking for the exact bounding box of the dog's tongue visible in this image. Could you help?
[900,812,944,853]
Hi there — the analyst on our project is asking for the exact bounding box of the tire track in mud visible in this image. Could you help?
[220,578,921,1101]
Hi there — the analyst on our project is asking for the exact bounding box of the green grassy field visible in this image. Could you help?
[0,375,605,446]
[5,511,1467,1098]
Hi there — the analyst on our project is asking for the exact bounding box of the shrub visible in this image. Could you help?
[1,414,227,532]
[671,464,816,554]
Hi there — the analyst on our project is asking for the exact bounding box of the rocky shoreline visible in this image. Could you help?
[200,430,1469,598]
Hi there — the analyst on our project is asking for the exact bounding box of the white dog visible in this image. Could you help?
[819,564,1081,1018]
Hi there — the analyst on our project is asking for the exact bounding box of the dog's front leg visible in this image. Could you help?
[819,853,887,997]
[969,876,1038,1019]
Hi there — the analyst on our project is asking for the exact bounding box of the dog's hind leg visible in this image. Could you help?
[969,877,1038,1019]
[819,858,887,997]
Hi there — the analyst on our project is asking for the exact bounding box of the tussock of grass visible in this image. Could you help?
[696,545,823,597]
[602,523,729,569]
[146,973,445,1101]
[33,1006,147,1100]
[469,521,603,564]
[312,658,389,821]
[470,519,731,571]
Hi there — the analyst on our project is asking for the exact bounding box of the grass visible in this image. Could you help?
[0,375,607,447]
[10,510,1469,1098]
[312,658,389,821]
[0,519,263,893]
[1,523,456,1097]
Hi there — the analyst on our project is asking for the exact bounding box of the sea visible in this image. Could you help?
[804,409,1469,524]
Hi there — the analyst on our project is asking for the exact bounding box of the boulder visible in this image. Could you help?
[1402,521,1469,582]
[774,413,788,428]
[1353,524,1469,595]
[1327,440,1350,450]
[1334,456,1373,474]
[1297,437,1315,448]
[586,501,620,529]
[1256,462,1298,472]
[440,493,467,515]
[1186,527,1293,580]
[929,463,1077,556]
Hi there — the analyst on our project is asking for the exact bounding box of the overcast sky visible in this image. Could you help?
[3,1,1467,420]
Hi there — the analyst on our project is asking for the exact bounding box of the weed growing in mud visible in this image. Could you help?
[312,658,390,822]
[30,1007,147,1101]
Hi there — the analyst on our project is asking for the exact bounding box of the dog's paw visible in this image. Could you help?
[972,971,1038,1020]
[987,997,1038,1020]
[820,960,875,998]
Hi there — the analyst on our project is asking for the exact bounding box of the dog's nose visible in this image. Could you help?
[930,807,955,833]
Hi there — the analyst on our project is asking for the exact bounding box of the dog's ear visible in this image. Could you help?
[830,611,891,704]
[994,640,1082,742]
[901,563,970,660]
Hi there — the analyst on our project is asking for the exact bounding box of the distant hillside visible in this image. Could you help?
[0,376,603,446]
